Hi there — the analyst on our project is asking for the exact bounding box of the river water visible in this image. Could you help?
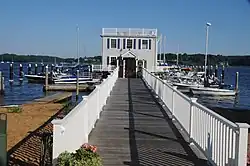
[0,63,88,106]
[0,63,249,112]
[196,66,250,111]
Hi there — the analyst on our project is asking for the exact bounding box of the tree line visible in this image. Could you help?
[0,53,102,64]
[157,53,250,66]
[1,53,250,66]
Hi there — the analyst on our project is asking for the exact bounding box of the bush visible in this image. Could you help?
[7,107,22,113]
[57,144,102,166]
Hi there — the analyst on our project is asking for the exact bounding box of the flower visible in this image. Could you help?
[81,143,97,153]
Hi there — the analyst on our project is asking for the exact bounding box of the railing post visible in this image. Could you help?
[189,98,197,143]
[83,97,89,142]
[235,123,250,166]
[52,120,65,160]
[96,85,100,120]
[171,86,177,119]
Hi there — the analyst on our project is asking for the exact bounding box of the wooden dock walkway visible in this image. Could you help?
[35,92,72,103]
[89,78,209,166]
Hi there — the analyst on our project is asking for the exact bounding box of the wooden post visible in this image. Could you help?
[76,70,79,100]
[0,72,4,94]
[210,65,213,76]
[221,65,225,84]
[35,64,38,75]
[19,64,23,82]
[88,66,91,78]
[28,64,31,75]
[235,72,239,94]
[9,64,13,83]
[45,66,48,91]
[41,63,45,73]
[215,65,218,78]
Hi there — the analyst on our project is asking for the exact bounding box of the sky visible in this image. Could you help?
[1,0,250,58]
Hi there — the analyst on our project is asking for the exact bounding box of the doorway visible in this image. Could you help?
[124,58,136,78]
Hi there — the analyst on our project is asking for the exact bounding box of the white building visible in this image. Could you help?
[100,28,158,77]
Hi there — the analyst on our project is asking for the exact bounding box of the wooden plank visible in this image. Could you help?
[44,84,94,92]
[89,78,209,166]
[35,92,72,103]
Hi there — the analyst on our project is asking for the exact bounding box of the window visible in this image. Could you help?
[149,39,151,50]
[133,39,136,49]
[111,39,116,48]
[107,38,110,49]
[123,39,126,49]
[138,39,141,49]
[117,39,120,49]
[127,39,132,49]
[142,40,148,49]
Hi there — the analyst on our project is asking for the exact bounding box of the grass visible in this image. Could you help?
[7,107,22,113]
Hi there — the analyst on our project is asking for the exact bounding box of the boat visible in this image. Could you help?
[54,79,100,85]
[25,74,47,83]
[190,87,236,96]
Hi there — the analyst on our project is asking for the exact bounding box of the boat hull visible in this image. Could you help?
[190,87,236,96]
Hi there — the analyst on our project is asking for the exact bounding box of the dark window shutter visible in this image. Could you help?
[123,39,126,49]
[138,39,141,49]
[107,56,109,65]
[117,39,120,49]
[107,38,110,49]
[133,39,136,49]
[149,39,151,50]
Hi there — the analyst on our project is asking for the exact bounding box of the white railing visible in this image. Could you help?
[142,68,249,166]
[91,65,116,72]
[101,28,157,37]
[52,67,119,160]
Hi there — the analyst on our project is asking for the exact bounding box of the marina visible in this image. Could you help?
[0,5,249,164]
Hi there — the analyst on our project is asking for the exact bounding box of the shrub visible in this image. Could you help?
[57,144,102,166]
[7,107,22,113]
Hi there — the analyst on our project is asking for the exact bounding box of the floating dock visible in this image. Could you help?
[43,84,95,92]
[35,92,72,103]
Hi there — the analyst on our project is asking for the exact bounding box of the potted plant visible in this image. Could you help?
[57,143,102,166]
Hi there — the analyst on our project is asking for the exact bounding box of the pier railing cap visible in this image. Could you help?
[52,119,63,125]
[190,98,198,102]
[236,123,250,129]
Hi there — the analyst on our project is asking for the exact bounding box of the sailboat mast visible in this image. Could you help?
[76,25,80,65]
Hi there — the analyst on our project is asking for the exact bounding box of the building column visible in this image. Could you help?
[136,59,138,78]
[123,59,125,78]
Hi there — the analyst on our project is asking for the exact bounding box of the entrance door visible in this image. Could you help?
[124,58,136,78]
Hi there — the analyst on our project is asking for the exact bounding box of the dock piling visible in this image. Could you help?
[35,64,38,75]
[28,64,32,75]
[222,65,225,84]
[215,65,218,78]
[235,72,239,94]
[19,64,23,82]
[45,66,48,91]
[41,64,45,73]
[76,70,79,100]
[9,64,13,83]
[0,72,4,94]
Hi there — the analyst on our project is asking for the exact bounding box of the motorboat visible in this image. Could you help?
[190,87,236,96]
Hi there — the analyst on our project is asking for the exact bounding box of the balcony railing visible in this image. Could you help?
[101,28,157,37]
